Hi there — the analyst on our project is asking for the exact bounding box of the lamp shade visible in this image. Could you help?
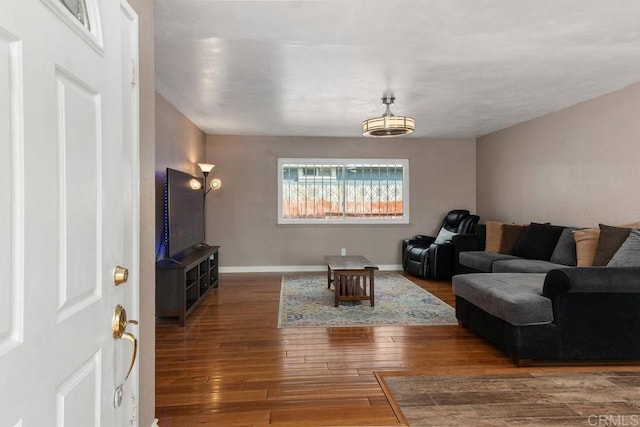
[189,178,203,190]
[209,178,222,191]
[198,163,215,175]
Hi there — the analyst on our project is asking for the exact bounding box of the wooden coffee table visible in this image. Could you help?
[325,255,378,307]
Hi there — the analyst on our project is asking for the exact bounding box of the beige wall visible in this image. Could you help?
[154,92,206,259]
[151,94,206,423]
[204,135,476,269]
[476,82,640,227]
[126,0,155,425]
[155,93,205,176]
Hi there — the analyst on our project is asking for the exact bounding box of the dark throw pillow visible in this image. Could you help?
[592,224,632,266]
[512,223,565,261]
[499,224,527,254]
[550,227,578,266]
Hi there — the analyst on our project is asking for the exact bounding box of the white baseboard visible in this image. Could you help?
[219,264,402,273]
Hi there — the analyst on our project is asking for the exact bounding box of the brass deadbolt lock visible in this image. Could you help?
[113,265,129,286]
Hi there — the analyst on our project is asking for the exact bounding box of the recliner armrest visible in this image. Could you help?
[410,235,436,246]
[543,267,640,297]
[427,243,455,280]
[402,235,436,270]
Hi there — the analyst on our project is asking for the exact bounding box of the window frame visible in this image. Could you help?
[277,158,410,225]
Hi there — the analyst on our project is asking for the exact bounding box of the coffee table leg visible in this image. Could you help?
[327,266,331,289]
[334,274,340,307]
[370,270,375,307]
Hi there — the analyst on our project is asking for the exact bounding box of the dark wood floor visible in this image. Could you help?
[155,272,636,426]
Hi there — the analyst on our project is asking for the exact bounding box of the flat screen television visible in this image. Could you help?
[164,168,205,258]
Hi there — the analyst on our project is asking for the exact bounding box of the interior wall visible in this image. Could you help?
[204,135,476,269]
[126,0,155,425]
[477,82,640,227]
[154,92,206,260]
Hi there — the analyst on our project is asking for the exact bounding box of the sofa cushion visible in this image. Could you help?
[458,251,518,273]
[573,228,600,267]
[608,229,640,267]
[492,259,569,274]
[512,223,565,261]
[592,224,632,266]
[550,227,578,266]
[452,273,552,326]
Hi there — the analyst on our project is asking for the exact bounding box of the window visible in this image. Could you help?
[59,0,91,30]
[278,158,409,224]
[42,0,103,53]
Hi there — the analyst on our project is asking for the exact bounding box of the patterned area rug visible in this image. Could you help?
[277,272,457,328]
[380,371,640,426]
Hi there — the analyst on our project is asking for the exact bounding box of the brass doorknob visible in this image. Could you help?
[112,304,138,339]
[113,265,129,286]
[112,305,138,408]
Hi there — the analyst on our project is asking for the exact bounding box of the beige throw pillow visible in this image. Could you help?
[485,221,504,253]
[573,228,600,267]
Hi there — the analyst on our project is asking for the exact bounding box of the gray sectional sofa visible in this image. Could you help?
[456,222,579,274]
[450,222,640,365]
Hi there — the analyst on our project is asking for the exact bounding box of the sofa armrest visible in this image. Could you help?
[543,267,640,297]
[542,267,640,341]
[451,234,481,252]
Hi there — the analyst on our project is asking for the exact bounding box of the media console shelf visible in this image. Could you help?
[156,245,220,326]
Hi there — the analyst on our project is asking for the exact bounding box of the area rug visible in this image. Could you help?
[277,272,457,328]
[379,371,640,426]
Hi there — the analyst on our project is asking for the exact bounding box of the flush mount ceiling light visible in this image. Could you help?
[362,96,415,137]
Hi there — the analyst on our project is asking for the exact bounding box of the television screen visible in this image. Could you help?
[165,168,205,258]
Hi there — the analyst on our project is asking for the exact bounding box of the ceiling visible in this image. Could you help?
[154,1,640,139]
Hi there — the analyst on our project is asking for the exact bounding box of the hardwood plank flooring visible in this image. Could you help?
[155,272,637,426]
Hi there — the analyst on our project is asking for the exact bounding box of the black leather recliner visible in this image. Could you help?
[402,210,480,280]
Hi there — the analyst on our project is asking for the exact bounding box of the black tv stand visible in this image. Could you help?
[156,245,220,325]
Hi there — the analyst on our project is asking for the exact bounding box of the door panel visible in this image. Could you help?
[56,68,102,320]
[0,27,23,357]
[55,351,101,426]
[0,0,139,425]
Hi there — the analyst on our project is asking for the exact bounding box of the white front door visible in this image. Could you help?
[0,0,140,425]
